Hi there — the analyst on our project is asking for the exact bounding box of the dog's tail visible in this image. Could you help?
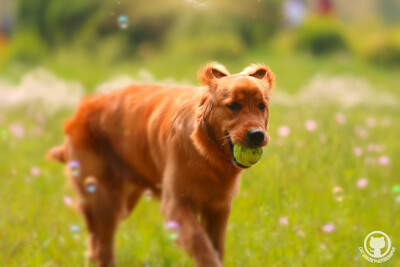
[46,144,66,163]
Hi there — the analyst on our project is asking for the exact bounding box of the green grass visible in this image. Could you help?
[0,53,399,266]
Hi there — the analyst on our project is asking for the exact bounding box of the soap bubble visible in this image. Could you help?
[118,15,129,29]
[68,160,81,177]
[69,225,81,233]
[164,221,180,240]
[84,176,98,193]
[144,189,153,201]
[332,186,344,202]
[86,184,97,193]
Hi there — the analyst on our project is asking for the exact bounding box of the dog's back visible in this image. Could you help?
[48,83,203,189]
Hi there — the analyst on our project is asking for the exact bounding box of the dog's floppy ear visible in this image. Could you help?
[241,64,275,89]
[198,62,230,86]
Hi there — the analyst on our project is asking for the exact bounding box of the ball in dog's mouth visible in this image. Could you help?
[233,145,263,167]
[226,134,263,168]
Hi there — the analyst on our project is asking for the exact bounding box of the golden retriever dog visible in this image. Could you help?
[47,62,274,267]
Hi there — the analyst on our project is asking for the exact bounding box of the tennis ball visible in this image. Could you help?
[233,144,263,167]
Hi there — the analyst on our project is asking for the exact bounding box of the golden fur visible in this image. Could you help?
[47,62,274,267]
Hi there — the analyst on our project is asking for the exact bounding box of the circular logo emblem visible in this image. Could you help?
[363,231,391,259]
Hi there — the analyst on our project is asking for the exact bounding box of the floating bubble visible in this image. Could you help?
[165,220,180,240]
[69,225,81,233]
[117,15,129,29]
[84,176,98,193]
[144,190,153,201]
[332,186,344,202]
[68,160,81,177]
[86,184,97,193]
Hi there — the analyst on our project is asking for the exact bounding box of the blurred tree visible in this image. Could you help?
[17,0,100,45]
[15,0,282,50]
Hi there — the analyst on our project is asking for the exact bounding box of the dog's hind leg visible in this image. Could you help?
[81,191,120,267]
[65,145,124,267]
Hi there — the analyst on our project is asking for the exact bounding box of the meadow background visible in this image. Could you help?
[0,0,399,266]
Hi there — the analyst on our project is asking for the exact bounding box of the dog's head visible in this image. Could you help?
[193,62,274,169]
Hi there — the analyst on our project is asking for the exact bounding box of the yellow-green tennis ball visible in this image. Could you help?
[233,145,263,166]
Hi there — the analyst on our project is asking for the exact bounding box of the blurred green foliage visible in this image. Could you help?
[366,30,400,67]
[17,0,100,44]
[1,0,400,76]
[11,0,281,64]
[0,30,48,65]
[296,17,348,55]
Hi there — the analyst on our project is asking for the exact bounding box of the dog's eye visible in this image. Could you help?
[258,103,266,111]
[227,102,242,112]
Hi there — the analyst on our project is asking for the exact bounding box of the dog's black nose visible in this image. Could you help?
[246,129,265,147]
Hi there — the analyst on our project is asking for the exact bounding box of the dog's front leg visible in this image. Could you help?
[162,198,222,267]
[201,203,231,262]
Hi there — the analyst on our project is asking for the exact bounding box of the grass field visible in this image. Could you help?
[0,52,399,266]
